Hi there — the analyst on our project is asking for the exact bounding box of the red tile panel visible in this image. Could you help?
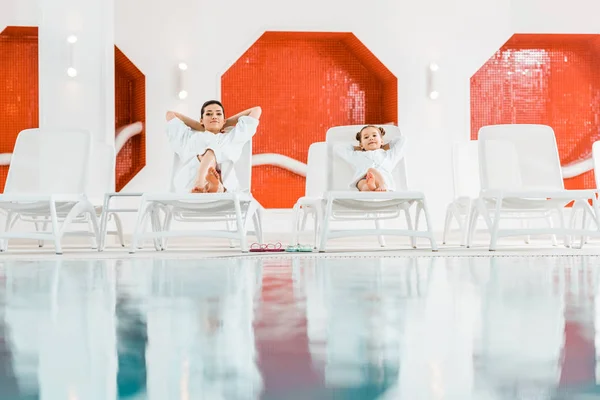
[0,27,38,192]
[115,46,145,191]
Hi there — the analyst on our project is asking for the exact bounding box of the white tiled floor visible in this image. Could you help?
[0,234,599,259]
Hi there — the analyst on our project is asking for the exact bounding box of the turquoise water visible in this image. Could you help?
[0,256,597,399]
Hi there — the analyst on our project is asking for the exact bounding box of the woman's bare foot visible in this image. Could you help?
[375,185,388,192]
[191,185,207,193]
[191,166,206,193]
[205,167,224,193]
[366,172,377,191]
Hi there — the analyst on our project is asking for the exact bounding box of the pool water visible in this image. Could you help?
[0,255,597,400]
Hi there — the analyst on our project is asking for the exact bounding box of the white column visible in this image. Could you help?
[38,0,114,144]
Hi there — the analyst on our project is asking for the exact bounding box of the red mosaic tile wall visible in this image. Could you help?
[222,32,397,208]
[471,34,600,190]
[0,27,39,192]
[115,46,145,191]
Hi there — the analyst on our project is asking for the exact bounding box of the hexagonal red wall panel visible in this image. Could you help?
[115,46,145,191]
[0,26,39,192]
[471,34,600,190]
[222,31,398,208]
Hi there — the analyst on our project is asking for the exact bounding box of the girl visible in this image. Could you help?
[334,125,406,192]
[165,100,262,193]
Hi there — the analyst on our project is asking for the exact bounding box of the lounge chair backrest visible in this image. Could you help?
[478,124,564,191]
[5,128,92,194]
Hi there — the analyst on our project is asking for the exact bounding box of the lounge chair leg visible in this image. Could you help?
[556,207,570,248]
[49,200,63,255]
[460,205,473,247]
[35,219,48,247]
[253,211,264,245]
[421,200,438,251]
[130,200,150,254]
[319,200,333,252]
[313,208,321,249]
[88,218,98,250]
[300,211,309,234]
[489,198,502,251]
[466,206,479,248]
[523,219,530,244]
[99,195,110,251]
[88,209,101,252]
[406,206,416,248]
[442,206,453,245]
[234,197,248,253]
[374,219,386,247]
[1,212,17,252]
[160,208,172,251]
[291,203,301,245]
[113,213,126,247]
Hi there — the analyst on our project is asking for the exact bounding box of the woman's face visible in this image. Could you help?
[201,104,225,132]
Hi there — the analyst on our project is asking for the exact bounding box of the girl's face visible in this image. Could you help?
[201,104,225,132]
[359,127,383,150]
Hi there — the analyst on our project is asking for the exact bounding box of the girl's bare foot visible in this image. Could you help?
[191,185,207,193]
[375,186,388,192]
[366,172,377,191]
[205,167,224,193]
[357,179,369,191]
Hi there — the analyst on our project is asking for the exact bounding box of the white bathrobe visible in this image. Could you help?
[334,137,406,190]
[166,116,259,192]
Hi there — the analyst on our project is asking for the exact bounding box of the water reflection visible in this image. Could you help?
[116,267,148,398]
[0,256,599,399]
[1,260,117,400]
[301,257,432,399]
[472,258,565,399]
[0,269,39,400]
[144,259,262,399]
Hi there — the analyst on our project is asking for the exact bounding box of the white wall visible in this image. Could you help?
[3,0,600,234]
[0,0,39,29]
[511,0,600,33]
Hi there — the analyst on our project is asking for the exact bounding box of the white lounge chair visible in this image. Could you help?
[468,124,595,250]
[319,125,437,252]
[445,140,557,247]
[129,139,263,253]
[0,128,100,254]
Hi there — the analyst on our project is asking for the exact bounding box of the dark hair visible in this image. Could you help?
[355,125,386,142]
[200,100,225,118]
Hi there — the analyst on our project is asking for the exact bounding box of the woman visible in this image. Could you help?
[166,100,262,193]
